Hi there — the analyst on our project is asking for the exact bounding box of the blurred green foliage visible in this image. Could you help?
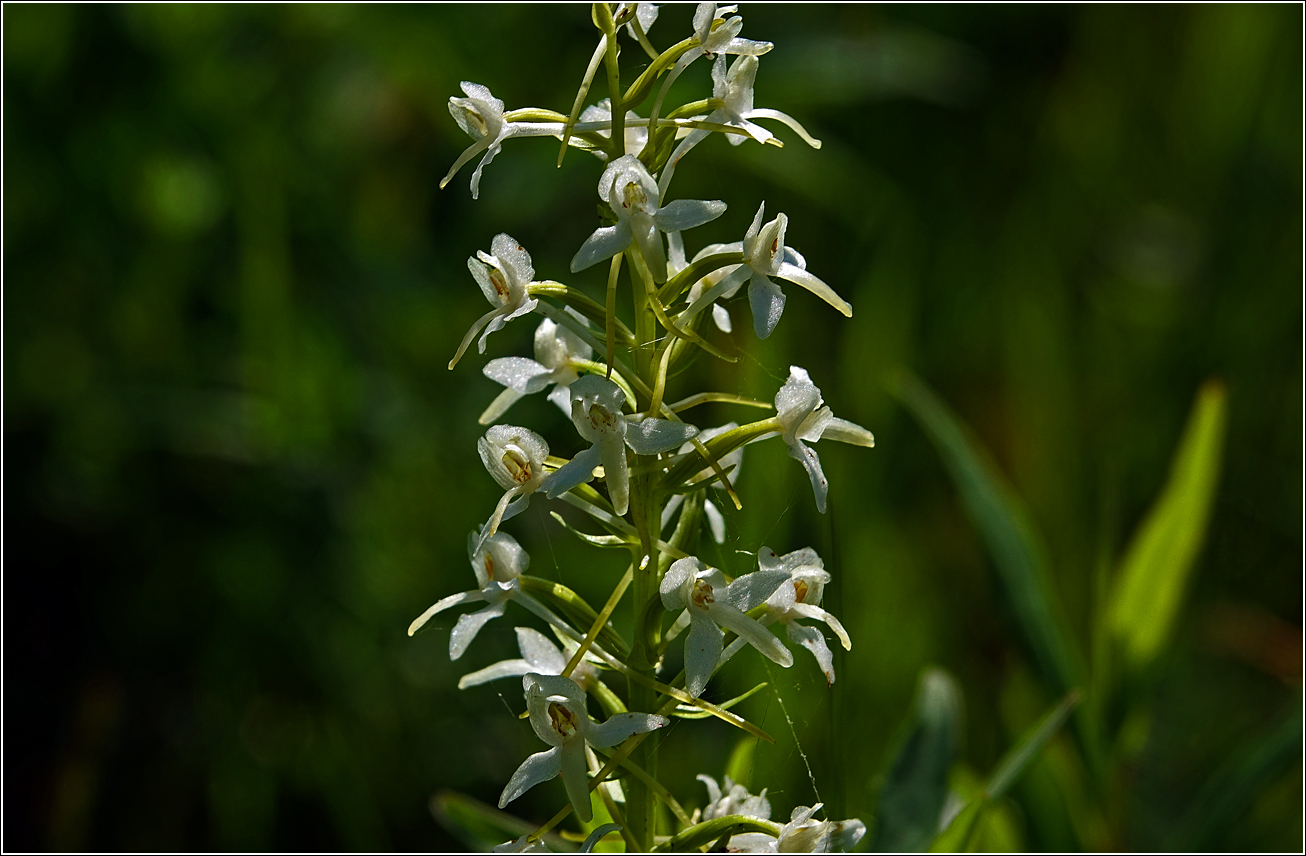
[4,4,1300,851]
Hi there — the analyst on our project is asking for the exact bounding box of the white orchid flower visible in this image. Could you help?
[459,626,601,692]
[728,804,867,853]
[478,424,552,537]
[499,674,667,823]
[659,54,821,199]
[775,366,874,513]
[661,423,743,544]
[442,82,588,200]
[570,154,725,283]
[683,204,852,340]
[659,556,793,698]
[579,98,650,161]
[449,233,540,370]
[407,529,524,658]
[480,312,593,425]
[697,773,771,821]
[692,3,772,59]
[545,374,698,517]
[755,547,851,686]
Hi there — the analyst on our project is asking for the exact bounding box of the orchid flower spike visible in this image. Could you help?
[571,154,725,283]
[698,774,771,822]
[458,626,601,692]
[660,556,793,698]
[775,366,874,513]
[661,422,743,544]
[684,204,852,340]
[480,311,593,425]
[478,424,552,538]
[756,547,851,685]
[449,234,540,370]
[499,674,667,823]
[545,374,697,517]
[728,804,868,853]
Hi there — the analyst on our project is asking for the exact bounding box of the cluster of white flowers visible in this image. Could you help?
[413,4,872,851]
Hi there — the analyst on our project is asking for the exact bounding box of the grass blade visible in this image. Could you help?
[929,690,1080,852]
[1108,380,1228,671]
[894,370,1084,698]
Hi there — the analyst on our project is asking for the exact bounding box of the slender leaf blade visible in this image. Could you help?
[895,370,1083,698]
[1108,379,1228,670]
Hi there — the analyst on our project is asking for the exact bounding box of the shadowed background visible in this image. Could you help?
[4,4,1301,851]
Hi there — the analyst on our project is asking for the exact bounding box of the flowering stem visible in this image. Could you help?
[595,2,625,160]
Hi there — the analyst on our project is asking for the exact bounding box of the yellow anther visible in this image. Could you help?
[589,404,618,431]
[548,702,579,738]
[502,448,533,484]
[489,267,511,301]
[793,580,810,603]
[691,579,715,609]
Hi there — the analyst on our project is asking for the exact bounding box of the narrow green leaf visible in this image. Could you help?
[894,370,1083,698]
[671,681,768,719]
[929,799,983,853]
[1109,379,1228,670]
[986,689,1081,800]
[430,790,568,852]
[872,668,963,852]
[928,690,1080,852]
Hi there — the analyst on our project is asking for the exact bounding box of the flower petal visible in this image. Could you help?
[724,568,791,612]
[660,557,700,609]
[450,600,508,660]
[571,222,632,273]
[624,417,698,455]
[776,261,851,317]
[587,712,668,749]
[684,611,725,698]
[748,273,787,339]
[499,746,563,809]
[408,589,483,636]
[708,601,792,667]
[484,357,554,394]
[787,622,836,686]
[787,438,829,514]
[560,742,594,823]
[655,199,727,233]
[479,388,526,426]
[791,603,852,651]
[819,416,875,448]
[599,434,631,516]
[543,443,603,498]
[517,626,568,673]
[458,658,535,690]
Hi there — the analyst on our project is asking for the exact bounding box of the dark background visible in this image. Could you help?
[4,4,1301,851]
